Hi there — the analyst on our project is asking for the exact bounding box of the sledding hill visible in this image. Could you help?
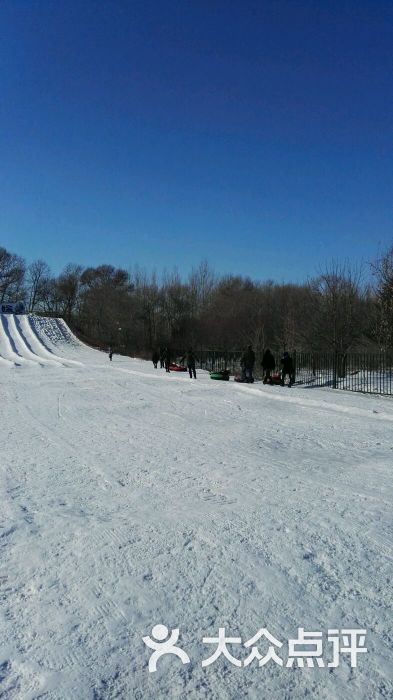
[0,314,95,368]
[1,317,393,699]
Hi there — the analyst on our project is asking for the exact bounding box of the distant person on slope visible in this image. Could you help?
[164,347,171,373]
[180,348,198,379]
[262,348,275,384]
[152,350,160,368]
[281,351,294,387]
[109,347,113,361]
[241,345,255,383]
[159,347,165,368]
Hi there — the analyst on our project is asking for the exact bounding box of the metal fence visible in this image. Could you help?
[182,349,393,396]
[294,351,393,395]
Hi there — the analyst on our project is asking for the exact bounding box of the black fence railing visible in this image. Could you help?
[294,351,393,395]
[195,350,246,376]
[173,349,393,396]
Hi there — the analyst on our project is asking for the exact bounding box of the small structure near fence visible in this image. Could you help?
[1,301,25,314]
[191,349,393,396]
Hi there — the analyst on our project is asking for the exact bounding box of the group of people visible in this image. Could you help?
[151,347,198,379]
[150,344,295,386]
[151,347,171,372]
[265,348,295,387]
[240,346,295,386]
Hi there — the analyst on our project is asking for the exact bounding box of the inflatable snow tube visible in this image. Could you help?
[270,371,282,385]
[234,374,254,383]
[169,363,187,372]
[210,370,230,381]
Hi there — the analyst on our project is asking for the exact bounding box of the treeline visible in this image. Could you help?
[1,245,393,355]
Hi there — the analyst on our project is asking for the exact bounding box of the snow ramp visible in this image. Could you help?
[0,314,93,368]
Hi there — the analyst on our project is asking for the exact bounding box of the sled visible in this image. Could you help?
[168,362,187,372]
[270,371,282,385]
[234,373,254,384]
[210,369,230,381]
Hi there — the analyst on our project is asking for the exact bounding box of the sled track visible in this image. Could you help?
[0,314,88,368]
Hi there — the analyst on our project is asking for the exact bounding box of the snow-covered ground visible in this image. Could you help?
[1,315,392,699]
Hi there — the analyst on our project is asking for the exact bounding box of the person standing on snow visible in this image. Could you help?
[281,351,294,387]
[241,345,255,383]
[109,347,113,361]
[159,347,165,368]
[180,348,198,379]
[164,347,171,373]
[262,348,275,384]
[152,350,160,368]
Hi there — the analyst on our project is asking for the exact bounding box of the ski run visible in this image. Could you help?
[0,315,392,699]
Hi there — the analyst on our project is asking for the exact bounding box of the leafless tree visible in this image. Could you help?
[78,264,133,348]
[188,260,216,314]
[56,264,84,323]
[371,244,393,349]
[304,261,367,354]
[131,266,161,350]
[0,247,25,303]
[26,259,52,312]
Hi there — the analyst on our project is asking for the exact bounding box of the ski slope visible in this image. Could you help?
[0,314,83,369]
[0,316,392,699]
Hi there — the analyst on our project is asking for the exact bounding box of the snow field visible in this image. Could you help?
[0,316,392,699]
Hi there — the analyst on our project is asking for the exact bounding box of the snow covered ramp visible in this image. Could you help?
[0,314,88,368]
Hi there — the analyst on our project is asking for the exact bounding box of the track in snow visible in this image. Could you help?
[0,314,86,368]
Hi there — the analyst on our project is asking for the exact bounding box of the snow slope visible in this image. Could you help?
[0,316,392,699]
[0,314,83,369]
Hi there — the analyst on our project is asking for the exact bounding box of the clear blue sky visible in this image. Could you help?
[1,0,392,282]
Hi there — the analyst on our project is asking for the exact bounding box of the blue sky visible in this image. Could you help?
[1,0,392,282]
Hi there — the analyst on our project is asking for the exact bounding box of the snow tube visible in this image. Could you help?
[210,370,230,381]
[234,374,254,384]
[270,371,282,385]
[169,362,187,372]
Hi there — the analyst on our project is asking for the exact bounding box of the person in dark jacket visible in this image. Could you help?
[152,350,160,368]
[181,349,198,379]
[262,348,275,384]
[159,347,165,368]
[108,347,113,361]
[281,351,294,387]
[164,347,171,373]
[241,345,255,383]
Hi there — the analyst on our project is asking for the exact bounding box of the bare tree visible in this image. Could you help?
[56,264,84,323]
[304,261,367,354]
[131,266,161,349]
[160,269,193,345]
[0,247,25,303]
[371,244,393,349]
[78,264,133,347]
[26,259,52,312]
[188,260,216,314]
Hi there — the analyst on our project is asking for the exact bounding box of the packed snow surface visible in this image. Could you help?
[0,315,392,699]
